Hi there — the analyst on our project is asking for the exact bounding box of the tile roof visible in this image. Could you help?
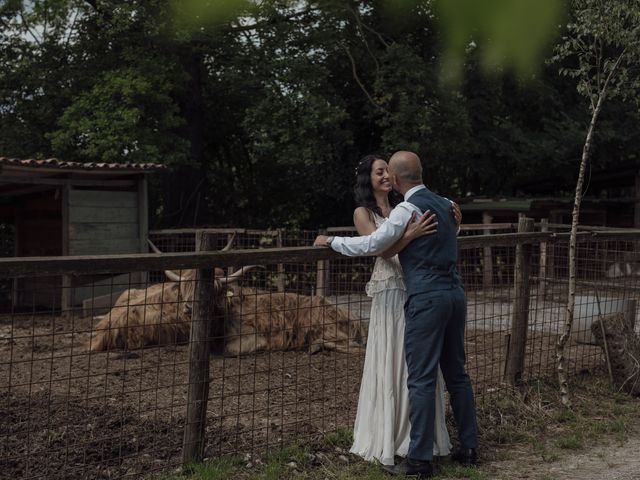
[0,157,167,172]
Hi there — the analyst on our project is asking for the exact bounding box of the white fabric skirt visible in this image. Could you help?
[350,287,451,465]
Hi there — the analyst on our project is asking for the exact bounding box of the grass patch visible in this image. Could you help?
[435,463,487,479]
[325,426,354,450]
[554,431,584,450]
[261,444,311,480]
[533,442,560,463]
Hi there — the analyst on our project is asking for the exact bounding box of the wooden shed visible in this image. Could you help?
[0,157,165,310]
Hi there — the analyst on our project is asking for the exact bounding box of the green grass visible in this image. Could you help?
[325,426,354,450]
[435,463,487,479]
[554,431,584,450]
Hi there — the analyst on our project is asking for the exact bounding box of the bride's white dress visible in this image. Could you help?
[350,214,451,465]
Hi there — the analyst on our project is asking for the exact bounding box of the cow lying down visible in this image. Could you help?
[89,267,366,355]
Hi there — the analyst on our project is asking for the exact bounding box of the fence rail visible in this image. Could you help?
[1,226,640,479]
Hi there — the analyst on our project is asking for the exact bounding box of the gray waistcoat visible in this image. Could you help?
[398,187,461,296]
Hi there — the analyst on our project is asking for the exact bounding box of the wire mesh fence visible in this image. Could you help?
[1,226,639,479]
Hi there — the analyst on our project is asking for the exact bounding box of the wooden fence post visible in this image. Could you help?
[539,218,549,299]
[316,229,330,296]
[482,212,494,289]
[182,231,215,465]
[226,232,236,275]
[504,215,534,385]
[276,229,285,292]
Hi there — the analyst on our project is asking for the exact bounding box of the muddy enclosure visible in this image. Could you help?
[0,310,602,480]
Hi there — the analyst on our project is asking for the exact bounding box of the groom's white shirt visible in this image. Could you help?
[330,185,427,256]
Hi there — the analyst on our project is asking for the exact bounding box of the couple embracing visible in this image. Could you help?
[314,151,478,478]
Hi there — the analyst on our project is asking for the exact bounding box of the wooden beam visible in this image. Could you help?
[182,232,215,465]
[482,212,493,289]
[0,185,55,197]
[0,246,346,277]
[138,177,149,285]
[2,230,640,279]
[635,171,640,228]
[0,176,136,188]
[504,215,534,385]
[61,183,71,311]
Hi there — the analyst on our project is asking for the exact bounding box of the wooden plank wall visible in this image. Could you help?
[68,190,140,255]
[67,189,142,307]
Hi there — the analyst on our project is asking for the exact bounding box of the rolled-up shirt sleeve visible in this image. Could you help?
[330,204,413,256]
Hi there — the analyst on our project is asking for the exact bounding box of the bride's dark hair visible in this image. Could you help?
[353,154,402,218]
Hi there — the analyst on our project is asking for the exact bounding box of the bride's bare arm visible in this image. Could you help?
[353,207,378,236]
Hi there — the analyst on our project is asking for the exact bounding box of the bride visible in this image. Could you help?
[349,154,457,465]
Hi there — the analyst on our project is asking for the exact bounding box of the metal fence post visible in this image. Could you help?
[504,215,534,385]
[182,231,215,465]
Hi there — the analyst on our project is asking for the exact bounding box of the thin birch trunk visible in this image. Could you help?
[555,102,599,406]
[556,50,625,407]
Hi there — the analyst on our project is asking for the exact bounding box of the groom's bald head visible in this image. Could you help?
[389,151,423,184]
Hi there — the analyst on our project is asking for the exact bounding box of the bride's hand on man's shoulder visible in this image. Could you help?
[451,201,462,226]
[405,210,437,239]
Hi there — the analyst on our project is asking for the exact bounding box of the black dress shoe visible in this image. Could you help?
[451,447,478,465]
[382,458,434,478]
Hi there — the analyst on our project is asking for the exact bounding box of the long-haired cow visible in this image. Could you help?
[89,238,365,354]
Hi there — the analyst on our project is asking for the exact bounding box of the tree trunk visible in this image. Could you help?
[555,93,605,407]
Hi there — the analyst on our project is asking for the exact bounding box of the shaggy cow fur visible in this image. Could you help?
[90,272,365,355]
[89,270,227,351]
[223,286,366,355]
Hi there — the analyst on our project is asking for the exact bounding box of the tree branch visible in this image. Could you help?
[64,7,82,49]
[341,43,387,113]
[599,47,627,96]
[19,8,41,46]
[347,4,381,73]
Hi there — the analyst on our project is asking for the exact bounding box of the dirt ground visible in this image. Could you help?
[0,307,604,480]
[486,420,640,480]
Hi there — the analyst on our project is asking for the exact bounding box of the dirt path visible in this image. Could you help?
[487,423,640,480]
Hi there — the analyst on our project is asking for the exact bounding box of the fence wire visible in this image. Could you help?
[1,228,639,479]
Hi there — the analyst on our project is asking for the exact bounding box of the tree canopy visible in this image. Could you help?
[1,0,639,228]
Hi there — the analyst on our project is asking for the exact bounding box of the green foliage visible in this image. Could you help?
[553,0,640,107]
[173,0,252,31]
[49,66,188,164]
[1,0,640,228]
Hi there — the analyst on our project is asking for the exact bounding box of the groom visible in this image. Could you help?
[314,151,478,477]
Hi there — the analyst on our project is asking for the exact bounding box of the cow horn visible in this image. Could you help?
[222,232,237,251]
[147,238,163,254]
[147,238,188,282]
[219,265,264,285]
[148,239,184,282]
[164,269,183,282]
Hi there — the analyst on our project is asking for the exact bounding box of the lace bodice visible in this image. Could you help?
[365,213,406,296]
